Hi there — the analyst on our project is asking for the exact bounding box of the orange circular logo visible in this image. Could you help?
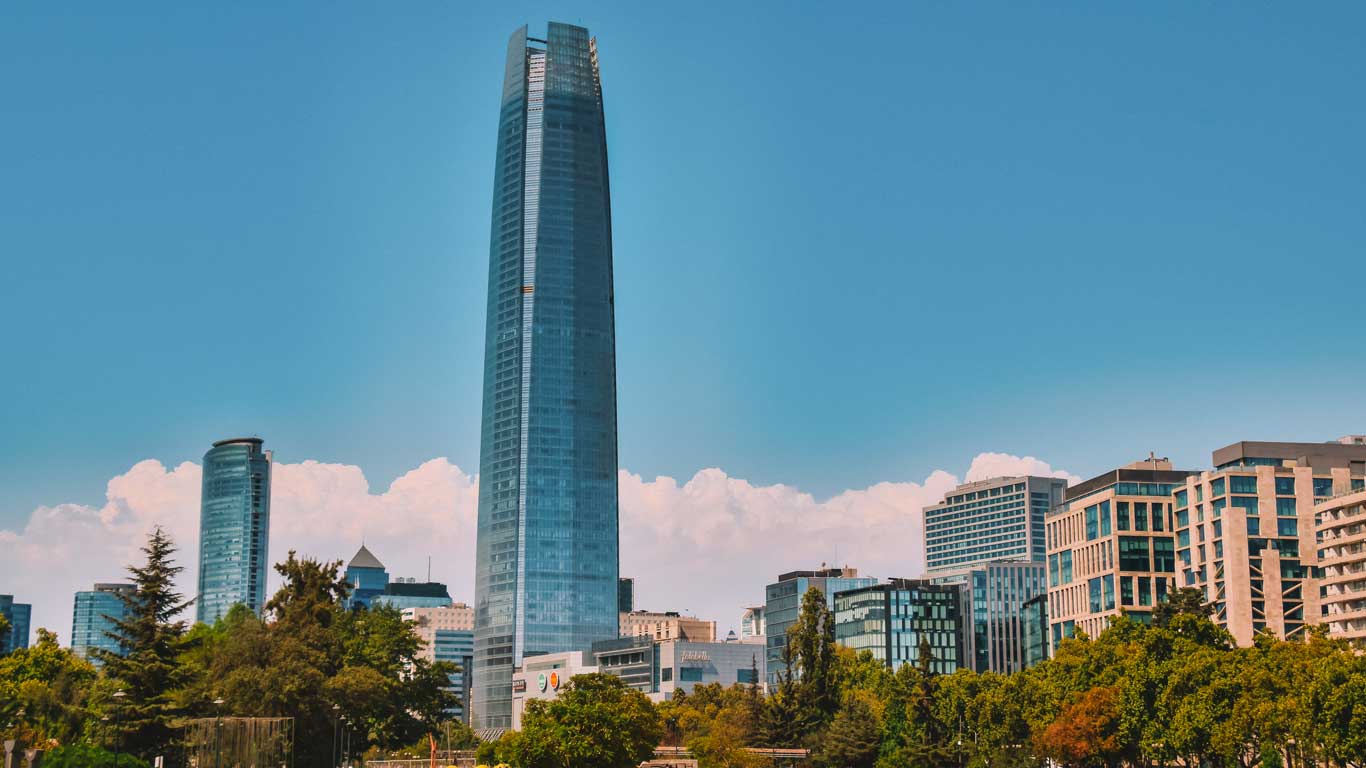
[549,671,561,690]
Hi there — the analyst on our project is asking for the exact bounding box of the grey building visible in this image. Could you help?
[196,437,272,624]
[471,21,620,730]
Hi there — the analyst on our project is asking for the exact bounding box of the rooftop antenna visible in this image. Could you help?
[427,556,432,583]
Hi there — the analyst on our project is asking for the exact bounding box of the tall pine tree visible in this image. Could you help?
[96,527,194,762]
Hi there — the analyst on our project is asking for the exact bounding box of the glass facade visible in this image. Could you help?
[924,476,1065,573]
[833,580,963,674]
[344,544,390,609]
[0,595,32,654]
[196,437,271,624]
[433,629,476,723]
[472,22,619,730]
[71,583,134,665]
[1021,593,1049,668]
[764,569,877,686]
[934,561,1047,673]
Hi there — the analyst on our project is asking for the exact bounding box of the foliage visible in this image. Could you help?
[36,743,148,768]
[512,673,663,768]
[0,628,98,743]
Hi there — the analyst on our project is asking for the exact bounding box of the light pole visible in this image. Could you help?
[213,698,225,768]
[100,716,110,768]
[330,705,340,768]
[111,691,126,768]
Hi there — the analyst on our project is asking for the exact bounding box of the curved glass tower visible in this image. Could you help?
[196,437,272,623]
[471,22,619,730]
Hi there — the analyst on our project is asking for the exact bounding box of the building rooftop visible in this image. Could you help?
[1212,439,1366,471]
[776,566,860,582]
[211,437,265,448]
[347,544,386,570]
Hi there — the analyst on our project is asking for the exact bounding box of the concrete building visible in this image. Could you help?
[764,567,877,686]
[71,583,135,664]
[0,595,32,654]
[619,610,715,642]
[1317,487,1366,646]
[405,604,477,724]
[924,476,1066,574]
[196,437,272,623]
[832,579,964,674]
[1047,457,1191,643]
[509,650,599,730]
[1175,438,1366,646]
[405,604,476,660]
[344,544,390,609]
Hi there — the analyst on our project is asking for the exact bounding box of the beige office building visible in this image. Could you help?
[1173,439,1366,647]
[1316,487,1366,646]
[1046,457,1191,643]
[403,603,474,662]
[619,610,716,642]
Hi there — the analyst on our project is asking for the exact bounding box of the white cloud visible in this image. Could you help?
[0,452,1071,645]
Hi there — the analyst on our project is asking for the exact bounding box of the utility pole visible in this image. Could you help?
[213,699,225,768]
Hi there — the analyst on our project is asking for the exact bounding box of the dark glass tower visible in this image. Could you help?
[196,437,272,623]
[471,22,619,730]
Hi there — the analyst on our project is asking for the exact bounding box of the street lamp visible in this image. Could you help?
[331,705,340,768]
[100,716,110,768]
[213,699,225,768]
[112,691,127,768]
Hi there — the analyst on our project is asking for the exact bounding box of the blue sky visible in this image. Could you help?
[3,1,1365,536]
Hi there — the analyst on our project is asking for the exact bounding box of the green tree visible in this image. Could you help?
[95,527,194,762]
[813,694,880,768]
[0,628,98,744]
[512,673,662,768]
[1152,587,1212,628]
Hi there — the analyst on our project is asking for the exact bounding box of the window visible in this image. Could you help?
[1176,509,1189,527]
[1175,489,1188,507]
[1119,537,1151,571]
[1089,578,1102,613]
[1230,476,1257,494]
[1060,551,1073,584]
[1116,501,1129,531]
[1177,530,1190,548]
[1247,518,1260,535]
[1086,505,1099,540]
[1103,575,1115,611]
[1133,502,1148,531]
[1101,501,1112,536]
[1211,478,1226,497]
[1153,539,1175,573]
[680,667,704,682]
[1152,504,1165,532]
[1049,554,1059,587]
[1138,577,1153,606]
[1274,476,1295,495]
[1276,498,1296,516]
[1121,576,1134,605]
[1313,478,1334,498]
[1277,518,1298,537]
[737,668,757,684]
[1232,496,1259,515]
[661,668,673,682]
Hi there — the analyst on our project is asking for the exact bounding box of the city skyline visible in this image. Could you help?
[3,4,1366,646]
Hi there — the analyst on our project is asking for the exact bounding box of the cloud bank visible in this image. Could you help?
[0,452,1074,644]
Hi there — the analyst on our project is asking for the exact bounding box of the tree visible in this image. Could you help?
[1034,686,1124,768]
[512,673,662,768]
[0,628,98,744]
[1152,587,1212,628]
[95,527,194,762]
[814,695,881,768]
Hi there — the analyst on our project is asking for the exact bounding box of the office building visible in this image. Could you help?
[1021,593,1049,668]
[619,610,716,642]
[196,437,272,623]
[373,578,453,611]
[618,578,634,613]
[71,583,135,664]
[1317,487,1366,646]
[833,579,964,674]
[764,567,877,685]
[509,650,600,730]
[344,544,390,609]
[472,21,620,730]
[405,605,476,722]
[924,476,1066,574]
[594,637,765,700]
[0,596,32,654]
[1174,439,1366,646]
[740,605,765,641]
[1047,457,1191,643]
[947,560,1047,673]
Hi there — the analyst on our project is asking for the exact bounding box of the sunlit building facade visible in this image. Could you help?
[1317,488,1366,647]
[0,595,31,654]
[196,437,272,623]
[764,567,877,686]
[71,583,135,664]
[472,22,620,730]
[832,579,964,674]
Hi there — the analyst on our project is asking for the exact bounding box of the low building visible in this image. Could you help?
[71,583,135,664]
[620,610,716,642]
[593,637,765,701]
[832,579,964,674]
[372,578,453,610]
[764,566,877,685]
[0,595,32,654]
[509,651,599,730]
[1315,487,1366,646]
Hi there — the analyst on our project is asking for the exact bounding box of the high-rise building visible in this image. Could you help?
[196,437,272,624]
[0,595,32,654]
[71,583,135,664]
[764,567,877,686]
[472,21,620,730]
[1046,457,1191,644]
[832,579,964,674]
[924,476,1066,574]
[405,605,476,723]
[344,544,390,609]
[1317,486,1366,647]
[923,476,1065,673]
[618,578,635,614]
[1174,438,1366,646]
[619,610,716,642]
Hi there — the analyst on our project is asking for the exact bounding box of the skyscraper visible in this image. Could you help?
[71,583,135,664]
[472,22,619,730]
[0,595,32,654]
[196,437,272,624]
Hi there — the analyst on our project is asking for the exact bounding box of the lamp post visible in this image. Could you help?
[111,691,126,768]
[330,706,340,768]
[213,699,225,768]
[100,716,110,768]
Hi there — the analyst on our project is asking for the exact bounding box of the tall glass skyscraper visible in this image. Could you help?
[71,583,135,665]
[196,437,272,624]
[471,22,619,730]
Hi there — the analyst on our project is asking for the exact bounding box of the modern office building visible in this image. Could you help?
[0,595,32,654]
[71,583,135,664]
[619,610,716,642]
[1021,593,1049,668]
[618,578,634,613]
[924,476,1066,574]
[764,567,877,686]
[1174,438,1366,646]
[405,604,476,722]
[196,437,272,623]
[344,544,390,609]
[1317,487,1366,647]
[594,637,765,700]
[740,605,765,641]
[832,579,964,674]
[373,578,454,611]
[1046,457,1191,643]
[948,560,1047,673]
[471,21,621,730]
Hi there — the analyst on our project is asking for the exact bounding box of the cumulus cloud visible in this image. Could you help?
[1,451,1071,644]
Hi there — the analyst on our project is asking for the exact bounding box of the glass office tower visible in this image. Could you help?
[0,595,32,654]
[472,22,619,730]
[196,437,272,624]
[71,583,135,664]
